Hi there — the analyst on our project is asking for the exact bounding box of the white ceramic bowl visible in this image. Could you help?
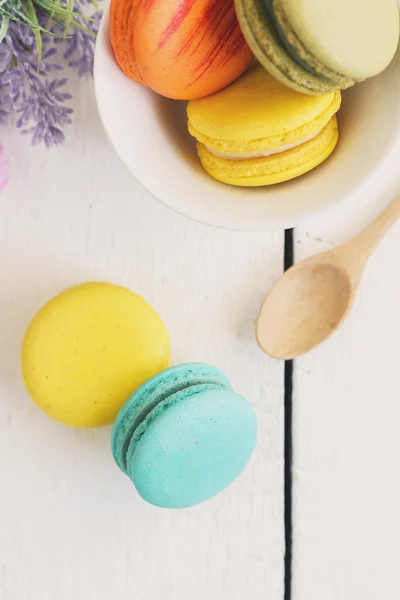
[94,10,400,231]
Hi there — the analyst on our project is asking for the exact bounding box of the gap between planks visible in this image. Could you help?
[284,229,294,600]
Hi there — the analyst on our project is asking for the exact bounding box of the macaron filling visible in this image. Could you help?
[206,129,321,160]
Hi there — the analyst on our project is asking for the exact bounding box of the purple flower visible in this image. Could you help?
[0,3,102,147]
[55,0,103,77]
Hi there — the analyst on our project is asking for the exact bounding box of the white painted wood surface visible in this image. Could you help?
[1,68,399,600]
[293,166,400,599]
[0,76,284,600]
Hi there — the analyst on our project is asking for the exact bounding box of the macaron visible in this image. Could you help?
[109,0,253,100]
[187,62,341,187]
[109,0,146,84]
[111,363,257,508]
[21,282,170,428]
[235,0,400,95]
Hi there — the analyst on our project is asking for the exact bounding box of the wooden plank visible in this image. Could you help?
[293,174,400,599]
[0,79,285,600]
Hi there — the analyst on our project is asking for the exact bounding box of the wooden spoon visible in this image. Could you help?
[257,196,400,360]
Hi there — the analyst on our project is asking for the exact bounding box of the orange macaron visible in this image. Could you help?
[110,0,254,100]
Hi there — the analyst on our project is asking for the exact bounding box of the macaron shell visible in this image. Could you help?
[112,363,232,473]
[22,282,170,428]
[109,0,146,84]
[281,0,400,80]
[188,63,341,155]
[196,117,339,187]
[128,387,257,509]
[126,382,226,474]
[269,0,354,87]
[234,0,339,95]
[132,0,253,100]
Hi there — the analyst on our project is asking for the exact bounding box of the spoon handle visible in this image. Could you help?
[347,195,400,263]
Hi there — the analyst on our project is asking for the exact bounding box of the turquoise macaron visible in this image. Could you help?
[111,363,257,509]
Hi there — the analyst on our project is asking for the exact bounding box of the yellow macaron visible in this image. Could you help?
[21,282,170,428]
[187,62,341,187]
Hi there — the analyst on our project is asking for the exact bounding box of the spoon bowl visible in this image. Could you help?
[257,262,352,359]
[256,196,400,359]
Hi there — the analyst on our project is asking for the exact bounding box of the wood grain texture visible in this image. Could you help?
[0,75,284,600]
[293,175,400,599]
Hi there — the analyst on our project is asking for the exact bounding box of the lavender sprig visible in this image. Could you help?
[0,2,102,147]
[54,0,102,77]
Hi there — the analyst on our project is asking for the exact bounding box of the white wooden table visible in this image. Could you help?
[0,74,398,600]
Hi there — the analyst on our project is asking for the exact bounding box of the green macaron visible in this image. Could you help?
[235,0,400,95]
[265,0,354,88]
